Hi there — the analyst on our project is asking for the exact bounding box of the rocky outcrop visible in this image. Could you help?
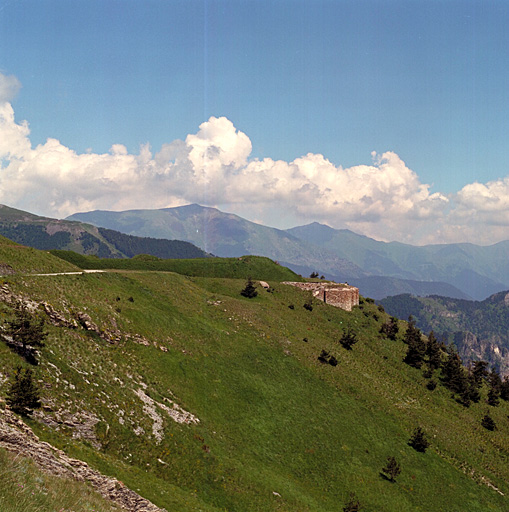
[458,331,509,377]
[0,407,166,512]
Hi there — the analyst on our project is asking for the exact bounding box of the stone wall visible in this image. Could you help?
[282,282,359,311]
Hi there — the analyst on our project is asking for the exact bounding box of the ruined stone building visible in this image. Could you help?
[282,282,359,311]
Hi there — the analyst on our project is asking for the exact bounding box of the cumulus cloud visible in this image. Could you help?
[0,73,21,103]
[2,71,509,245]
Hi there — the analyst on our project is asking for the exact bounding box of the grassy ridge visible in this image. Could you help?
[0,446,121,512]
[0,264,507,511]
[50,251,303,281]
[0,238,79,274]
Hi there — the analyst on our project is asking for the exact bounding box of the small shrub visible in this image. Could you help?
[481,413,496,431]
[318,350,330,364]
[343,492,363,512]
[303,299,313,311]
[339,329,358,350]
[381,456,401,482]
[328,355,338,367]
[309,271,319,278]
[408,427,430,453]
[240,278,258,299]
[127,297,134,302]
[288,304,295,310]
[426,379,437,391]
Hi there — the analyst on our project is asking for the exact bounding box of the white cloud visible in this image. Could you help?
[2,71,509,245]
[0,73,21,103]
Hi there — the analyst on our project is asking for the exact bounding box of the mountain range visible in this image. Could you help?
[67,204,509,301]
[0,204,208,260]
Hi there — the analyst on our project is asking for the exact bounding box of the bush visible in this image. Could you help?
[303,299,313,311]
[381,456,401,482]
[481,413,496,431]
[408,427,430,453]
[343,492,363,512]
[6,366,41,417]
[339,329,358,350]
[426,379,437,391]
[240,278,258,299]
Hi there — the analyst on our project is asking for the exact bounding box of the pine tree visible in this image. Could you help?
[426,331,442,371]
[6,366,41,416]
[487,387,500,407]
[403,320,426,369]
[339,329,358,350]
[441,346,467,395]
[240,278,258,299]
[481,413,496,431]
[471,360,489,387]
[343,492,363,512]
[381,456,401,482]
[408,427,430,453]
[380,316,399,340]
[4,302,47,364]
[501,376,509,401]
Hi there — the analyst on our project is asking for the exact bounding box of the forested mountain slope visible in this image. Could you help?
[380,292,509,376]
[0,204,208,259]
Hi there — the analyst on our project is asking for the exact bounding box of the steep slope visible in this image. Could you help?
[288,222,509,300]
[0,245,508,511]
[379,292,509,376]
[67,204,365,278]
[0,204,208,259]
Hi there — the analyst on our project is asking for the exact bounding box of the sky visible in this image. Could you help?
[1,0,509,245]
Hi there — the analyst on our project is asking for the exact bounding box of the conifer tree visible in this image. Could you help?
[403,319,426,369]
[487,387,500,407]
[6,366,41,417]
[343,492,363,511]
[408,427,430,453]
[339,328,358,350]
[4,302,47,363]
[481,413,496,431]
[381,456,401,482]
[441,346,467,395]
[380,316,399,340]
[240,278,258,299]
[426,331,442,371]
[501,376,509,401]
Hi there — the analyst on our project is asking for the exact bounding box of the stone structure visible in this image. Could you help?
[283,282,359,311]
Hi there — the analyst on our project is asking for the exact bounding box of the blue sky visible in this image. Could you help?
[1,0,509,244]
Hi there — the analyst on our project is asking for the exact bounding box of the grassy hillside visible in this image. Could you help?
[50,251,303,281]
[0,236,80,274]
[0,247,507,511]
[0,447,121,512]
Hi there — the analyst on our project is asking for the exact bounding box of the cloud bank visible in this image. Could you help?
[0,72,508,245]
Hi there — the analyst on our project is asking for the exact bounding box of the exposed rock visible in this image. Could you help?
[0,408,166,511]
[0,263,15,275]
[34,408,101,449]
[133,387,200,443]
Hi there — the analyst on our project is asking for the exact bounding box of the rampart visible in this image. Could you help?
[282,282,359,311]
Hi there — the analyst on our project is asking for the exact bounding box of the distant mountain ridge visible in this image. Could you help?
[0,204,208,259]
[67,204,509,300]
